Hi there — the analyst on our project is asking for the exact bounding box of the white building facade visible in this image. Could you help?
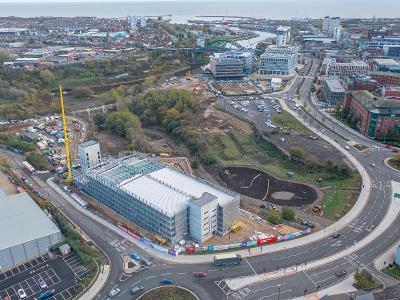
[259,46,298,75]
[276,26,291,46]
[78,140,101,170]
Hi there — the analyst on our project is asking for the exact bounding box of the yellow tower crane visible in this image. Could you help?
[59,85,73,183]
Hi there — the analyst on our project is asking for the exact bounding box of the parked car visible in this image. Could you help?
[130,286,144,295]
[38,290,55,299]
[38,278,47,289]
[108,288,120,298]
[130,251,141,260]
[332,233,341,239]
[17,289,27,299]
[161,277,173,285]
[193,272,207,278]
[371,163,376,167]
[335,269,346,277]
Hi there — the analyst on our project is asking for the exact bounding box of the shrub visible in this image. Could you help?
[267,211,282,225]
[282,206,295,221]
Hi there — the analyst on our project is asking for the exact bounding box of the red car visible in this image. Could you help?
[193,272,207,278]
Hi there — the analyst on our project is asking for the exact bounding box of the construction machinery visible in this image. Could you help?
[230,220,242,233]
[59,85,73,183]
[152,233,167,245]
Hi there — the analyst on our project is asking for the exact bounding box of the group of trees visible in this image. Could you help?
[130,88,215,164]
[264,206,295,225]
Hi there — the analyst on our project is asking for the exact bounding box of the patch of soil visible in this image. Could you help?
[96,131,130,156]
[219,166,318,206]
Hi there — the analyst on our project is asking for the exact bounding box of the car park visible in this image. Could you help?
[109,288,120,297]
[17,289,27,299]
[161,277,173,285]
[130,286,144,295]
[38,277,47,289]
[38,290,55,299]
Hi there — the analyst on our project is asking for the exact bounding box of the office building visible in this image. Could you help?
[75,153,240,244]
[259,46,298,75]
[322,17,330,33]
[322,58,370,77]
[129,16,137,32]
[322,77,346,104]
[276,26,291,46]
[0,189,62,270]
[343,90,400,138]
[322,17,340,35]
[209,53,244,79]
[368,36,400,48]
[140,17,147,28]
[222,50,255,74]
[78,140,101,170]
[383,45,400,57]
[371,58,400,73]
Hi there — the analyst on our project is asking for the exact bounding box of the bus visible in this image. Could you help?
[214,253,242,266]
[71,193,89,209]
[22,161,36,175]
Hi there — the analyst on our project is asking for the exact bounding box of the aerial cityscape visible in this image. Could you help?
[1,1,400,300]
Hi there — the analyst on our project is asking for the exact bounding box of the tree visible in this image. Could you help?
[0,51,10,65]
[71,86,94,98]
[282,206,295,221]
[290,146,305,161]
[93,113,106,129]
[39,69,55,84]
[267,211,282,225]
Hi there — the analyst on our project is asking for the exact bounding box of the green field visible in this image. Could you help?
[141,287,197,300]
[386,266,400,279]
[272,112,310,135]
[219,135,241,159]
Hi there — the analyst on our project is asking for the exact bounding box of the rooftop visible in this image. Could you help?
[372,58,400,66]
[0,189,60,250]
[79,140,99,148]
[82,154,237,217]
[324,77,346,93]
[350,90,400,112]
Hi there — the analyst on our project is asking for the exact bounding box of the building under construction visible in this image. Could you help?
[75,153,240,243]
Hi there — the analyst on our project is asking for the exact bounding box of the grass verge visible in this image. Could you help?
[140,286,197,300]
[388,157,400,171]
[272,112,310,135]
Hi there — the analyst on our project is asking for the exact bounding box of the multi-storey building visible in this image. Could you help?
[276,26,291,46]
[343,74,378,91]
[75,153,240,244]
[259,46,298,75]
[383,45,400,57]
[343,90,400,138]
[322,58,370,77]
[78,140,101,170]
[371,72,400,86]
[209,53,244,79]
[322,17,330,33]
[370,58,400,73]
[368,36,400,48]
[321,77,346,104]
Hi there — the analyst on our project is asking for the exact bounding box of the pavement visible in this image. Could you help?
[79,265,110,300]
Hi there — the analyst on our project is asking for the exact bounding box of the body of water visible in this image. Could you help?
[0,0,399,21]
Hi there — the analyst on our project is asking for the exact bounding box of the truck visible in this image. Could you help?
[22,161,36,175]
[214,253,242,266]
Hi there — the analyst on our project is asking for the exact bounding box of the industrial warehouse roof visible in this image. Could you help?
[83,155,237,217]
[79,140,99,147]
[119,174,191,217]
[0,189,61,250]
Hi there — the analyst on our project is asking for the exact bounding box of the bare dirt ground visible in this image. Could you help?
[200,215,280,246]
[201,104,253,136]
[219,166,319,206]
[0,170,16,195]
[277,224,298,235]
[96,131,130,156]
[217,82,257,96]
[146,131,175,154]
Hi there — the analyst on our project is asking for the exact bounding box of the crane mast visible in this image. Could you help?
[59,85,73,183]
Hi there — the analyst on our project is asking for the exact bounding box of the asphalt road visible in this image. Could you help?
[2,58,400,300]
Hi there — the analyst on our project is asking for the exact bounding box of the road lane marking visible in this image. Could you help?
[259,289,291,299]
[244,258,257,275]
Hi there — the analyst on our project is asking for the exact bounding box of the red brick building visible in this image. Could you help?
[371,72,400,86]
[343,90,400,138]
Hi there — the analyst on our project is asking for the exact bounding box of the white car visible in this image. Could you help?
[109,288,120,298]
[17,289,27,299]
[372,145,380,150]
[371,163,376,167]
